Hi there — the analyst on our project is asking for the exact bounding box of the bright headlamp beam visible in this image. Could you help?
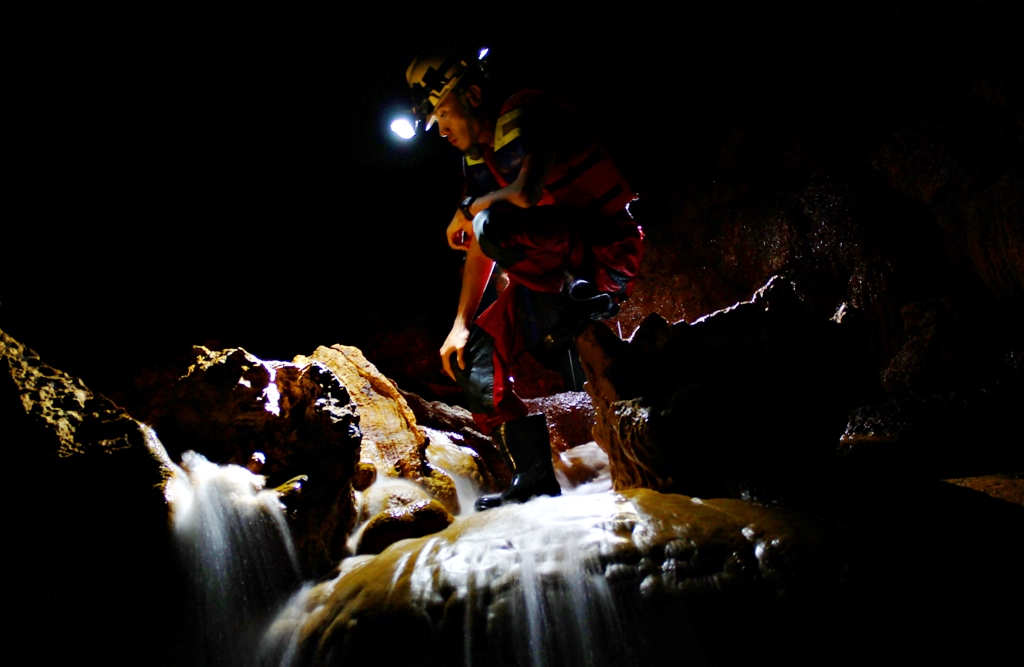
[478,47,489,60]
[390,118,416,139]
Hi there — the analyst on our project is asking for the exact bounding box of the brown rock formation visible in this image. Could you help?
[523,391,596,452]
[356,498,454,556]
[284,490,842,667]
[1,329,168,468]
[139,346,362,574]
[301,345,424,478]
[945,473,1024,507]
[2,329,182,665]
[401,388,509,490]
[306,345,465,517]
[577,279,874,496]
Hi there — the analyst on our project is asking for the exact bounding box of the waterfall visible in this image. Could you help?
[422,493,639,667]
[261,488,659,667]
[160,417,653,667]
[166,450,301,667]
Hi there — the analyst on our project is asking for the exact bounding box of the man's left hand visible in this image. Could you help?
[440,323,470,381]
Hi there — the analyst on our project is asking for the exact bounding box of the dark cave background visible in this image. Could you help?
[6,0,1018,400]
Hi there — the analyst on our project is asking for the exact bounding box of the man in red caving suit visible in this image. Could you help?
[404,47,643,510]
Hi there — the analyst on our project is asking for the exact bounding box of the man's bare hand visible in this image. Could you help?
[440,324,470,381]
[446,210,474,250]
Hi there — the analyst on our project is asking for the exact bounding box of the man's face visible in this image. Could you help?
[431,92,476,152]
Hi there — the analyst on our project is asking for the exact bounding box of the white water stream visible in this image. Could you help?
[166,450,301,667]
[163,423,647,667]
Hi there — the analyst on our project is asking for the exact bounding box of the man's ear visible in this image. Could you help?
[464,84,483,108]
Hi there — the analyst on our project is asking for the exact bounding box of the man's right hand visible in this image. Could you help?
[440,323,470,381]
[447,210,474,250]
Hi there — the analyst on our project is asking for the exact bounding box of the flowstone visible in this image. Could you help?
[275,489,841,667]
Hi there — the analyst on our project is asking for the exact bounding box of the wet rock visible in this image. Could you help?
[301,345,424,478]
[419,462,460,515]
[354,458,460,551]
[424,431,486,492]
[139,346,362,575]
[358,477,433,523]
[352,462,377,492]
[553,441,609,489]
[840,352,1024,478]
[291,490,841,666]
[356,498,454,556]
[305,346,468,517]
[577,279,875,496]
[944,473,1024,507]
[1,329,162,466]
[2,329,182,665]
[524,391,596,452]
[401,389,509,490]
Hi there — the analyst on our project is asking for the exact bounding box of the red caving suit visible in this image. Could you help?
[452,89,643,434]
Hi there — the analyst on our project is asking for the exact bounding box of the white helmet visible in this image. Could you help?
[406,46,487,130]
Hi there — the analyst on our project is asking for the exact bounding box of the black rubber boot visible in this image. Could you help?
[475,415,562,511]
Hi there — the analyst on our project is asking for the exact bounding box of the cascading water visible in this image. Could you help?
[161,419,721,667]
[166,450,302,667]
[419,492,640,667]
[260,480,657,667]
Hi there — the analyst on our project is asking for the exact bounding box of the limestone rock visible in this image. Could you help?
[402,389,509,490]
[872,109,1023,308]
[944,473,1024,507]
[307,346,466,516]
[615,151,1020,413]
[840,352,1024,477]
[2,329,181,665]
[289,490,841,666]
[524,391,596,452]
[553,441,609,489]
[577,279,875,496]
[1,329,163,467]
[358,477,433,524]
[140,346,362,575]
[302,345,424,478]
[356,498,454,556]
[352,462,377,492]
[418,462,460,515]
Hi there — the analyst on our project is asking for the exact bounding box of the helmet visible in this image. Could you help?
[406,47,487,130]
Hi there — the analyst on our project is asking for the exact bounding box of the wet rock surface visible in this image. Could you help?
[1,329,161,465]
[401,389,509,490]
[356,498,454,556]
[945,472,1024,506]
[524,391,596,452]
[840,352,1024,477]
[578,278,875,496]
[285,490,844,667]
[138,344,492,566]
[2,329,185,666]
[138,346,362,574]
[301,345,423,479]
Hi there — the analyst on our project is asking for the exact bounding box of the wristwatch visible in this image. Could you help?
[460,196,476,221]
